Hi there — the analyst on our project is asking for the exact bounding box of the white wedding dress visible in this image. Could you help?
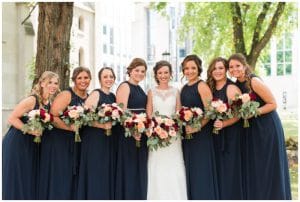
[147,86,187,200]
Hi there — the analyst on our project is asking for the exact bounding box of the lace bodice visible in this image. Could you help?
[151,86,178,117]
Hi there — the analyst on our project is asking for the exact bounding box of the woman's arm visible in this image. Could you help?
[8,96,36,133]
[146,90,153,118]
[116,83,130,110]
[50,91,73,131]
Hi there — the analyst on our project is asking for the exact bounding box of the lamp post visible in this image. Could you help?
[162,51,171,62]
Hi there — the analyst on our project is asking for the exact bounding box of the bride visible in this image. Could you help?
[146,60,187,200]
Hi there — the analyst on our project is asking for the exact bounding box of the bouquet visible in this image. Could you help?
[95,103,124,136]
[147,112,180,151]
[60,105,89,142]
[21,108,54,143]
[230,93,260,128]
[176,106,204,139]
[123,111,153,147]
[205,98,232,134]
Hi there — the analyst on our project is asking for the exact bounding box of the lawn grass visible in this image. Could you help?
[280,110,298,199]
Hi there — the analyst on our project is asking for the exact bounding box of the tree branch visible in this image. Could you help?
[251,2,271,48]
[248,2,286,67]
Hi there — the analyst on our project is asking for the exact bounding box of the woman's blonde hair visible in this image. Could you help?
[31,71,60,107]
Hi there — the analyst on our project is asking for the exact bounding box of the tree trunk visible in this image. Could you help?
[34,2,73,90]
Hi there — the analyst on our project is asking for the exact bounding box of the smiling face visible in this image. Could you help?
[42,77,59,95]
[228,59,245,79]
[156,65,171,85]
[212,61,227,82]
[129,65,146,83]
[100,69,115,89]
[74,71,91,91]
[183,60,199,82]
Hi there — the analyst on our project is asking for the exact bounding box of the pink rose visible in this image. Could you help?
[240,93,251,103]
[169,129,177,137]
[68,110,79,119]
[184,110,193,121]
[158,129,168,139]
[164,118,174,127]
[216,103,227,113]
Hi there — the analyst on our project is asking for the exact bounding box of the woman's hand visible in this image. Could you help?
[213,119,223,130]
[185,125,200,134]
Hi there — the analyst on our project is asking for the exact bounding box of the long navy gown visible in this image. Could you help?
[236,74,291,200]
[180,80,219,200]
[2,95,43,200]
[38,87,86,199]
[77,89,116,199]
[212,79,243,199]
[115,81,148,200]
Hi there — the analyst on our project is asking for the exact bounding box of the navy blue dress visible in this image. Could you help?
[115,81,148,200]
[77,89,116,199]
[212,79,243,199]
[2,95,42,199]
[236,75,291,199]
[38,87,86,200]
[180,80,219,200]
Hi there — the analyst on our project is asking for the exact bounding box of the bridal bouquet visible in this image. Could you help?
[95,103,124,136]
[123,111,153,147]
[205,98,232,134]
[21,108,54,143]
[230,93,260,128]
[60,105,89,142]
[147,112,180,151]
[176,106,204,139]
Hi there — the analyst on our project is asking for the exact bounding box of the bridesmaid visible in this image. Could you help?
[115,58,148,200]
[228,53,291,199]
[77,67,116,199]
[3,71,59,199]
[206,57,243,199]
[38,67,91,199]
[180,54,219,199]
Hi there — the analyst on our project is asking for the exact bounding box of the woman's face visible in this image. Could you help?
[212,61,227,82]
[42,77,59,95]
[130,65,146,83]
[229,59,245,79]
[74,71,91,91]
[183,60,199,82]
[156,66,171,85]
[100,69,115,89]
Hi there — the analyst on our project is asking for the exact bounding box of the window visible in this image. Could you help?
[78,16,84,31]
[179,48,186,58]
[103,25,107,35]
[110,27,114,55]
[103,44,107,54]
[276,33,293,76]
[79,48,84,66]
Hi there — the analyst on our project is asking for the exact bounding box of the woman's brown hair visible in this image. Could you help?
[127,58,147,76]
[206,57,228,92]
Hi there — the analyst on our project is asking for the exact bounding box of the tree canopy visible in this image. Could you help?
[151,2,297,69]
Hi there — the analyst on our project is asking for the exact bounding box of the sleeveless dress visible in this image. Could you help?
[38,87,86,199]
[115,81,148,200]
[212,79,243,199]
[236,75,291,199]
[77,89,116,199]
[147,87,187,200]
[180,80,219,200]
[2,95,43,199]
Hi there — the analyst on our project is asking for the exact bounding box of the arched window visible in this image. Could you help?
[79,47,84,66]
[78,16,84,31]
